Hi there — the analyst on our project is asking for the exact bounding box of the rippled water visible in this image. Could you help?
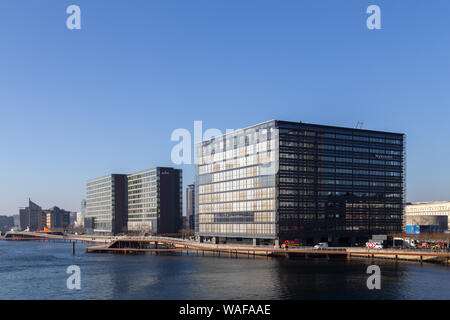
[0,241,449,299]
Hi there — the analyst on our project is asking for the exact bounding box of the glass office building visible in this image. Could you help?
[86,174,128,235]
[195,120,405,246]
[127,167,182,235]
[128,168,158,233]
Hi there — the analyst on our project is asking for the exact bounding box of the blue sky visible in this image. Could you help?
[0,0,449,214]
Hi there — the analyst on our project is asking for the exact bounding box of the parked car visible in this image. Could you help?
[314,242,328,249]
[373,243,383,249]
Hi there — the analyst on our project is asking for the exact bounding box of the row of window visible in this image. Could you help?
[86,186,113,197]
[199,140,276,163]
[200,127,275,154]
[128,176,157,184]
[279,225,400,232]
[279,129,402,145]
[279,200,401,208]
[128,211,158,218]
[198,223,275,235]
[128,194,158,201]
[279,213,402,219]
[199,211,276,223]
[128,182,158,190]
[279,177,401,187]
[199,177,275,194]
[86,176,112,188]
[199,199,276,214]
[86,201,113,209]
[280,166,402,176]
[198,187,275,204]
[279,153,402,165]
[86,194,112,203]
[198,152,274,174]
[207,166,261,183]
[281,143,402,155]
[317,145,401,154]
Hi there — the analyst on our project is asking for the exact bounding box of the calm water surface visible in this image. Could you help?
[0,241,449,299]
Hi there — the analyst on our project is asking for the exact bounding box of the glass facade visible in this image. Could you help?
[195,121,279,239]
[86,175,115,234]
[195,120,405,245]
[127,168,159,233]
[86,174,128,235]
[277,121,404,245]
[127,167,183,234]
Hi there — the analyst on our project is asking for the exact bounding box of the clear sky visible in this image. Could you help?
[0,0,449,214]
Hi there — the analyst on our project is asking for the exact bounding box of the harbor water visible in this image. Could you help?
[0,241,449,300]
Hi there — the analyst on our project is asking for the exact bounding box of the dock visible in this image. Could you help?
[1,231,108,243]
[85,237,450,265]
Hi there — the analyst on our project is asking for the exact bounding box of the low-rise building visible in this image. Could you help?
[405,201,450,232]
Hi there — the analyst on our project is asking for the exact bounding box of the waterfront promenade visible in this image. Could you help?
[2,232,449,265]
[85,237,450,264]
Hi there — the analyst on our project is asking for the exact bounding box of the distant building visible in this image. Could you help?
[186,184,195,230]
[43,207,71,231]
[70,212,77,227]
[127,167,182,235]
[0,215,14,232]
[405,202,450,232]
[12,215,20,230]
[76,212,83,227]
[77,199,86,227]
[19,199,44,231]
[86,174,128,235]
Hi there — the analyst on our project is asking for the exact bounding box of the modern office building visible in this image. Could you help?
[127,167,182,234]
[19,199,44,231]
[86,174,128,235]
[405,202,450,232]
[186,184,195,230]
[195,120,405,246]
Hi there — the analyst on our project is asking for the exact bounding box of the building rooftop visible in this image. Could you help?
[406,201,450,206]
